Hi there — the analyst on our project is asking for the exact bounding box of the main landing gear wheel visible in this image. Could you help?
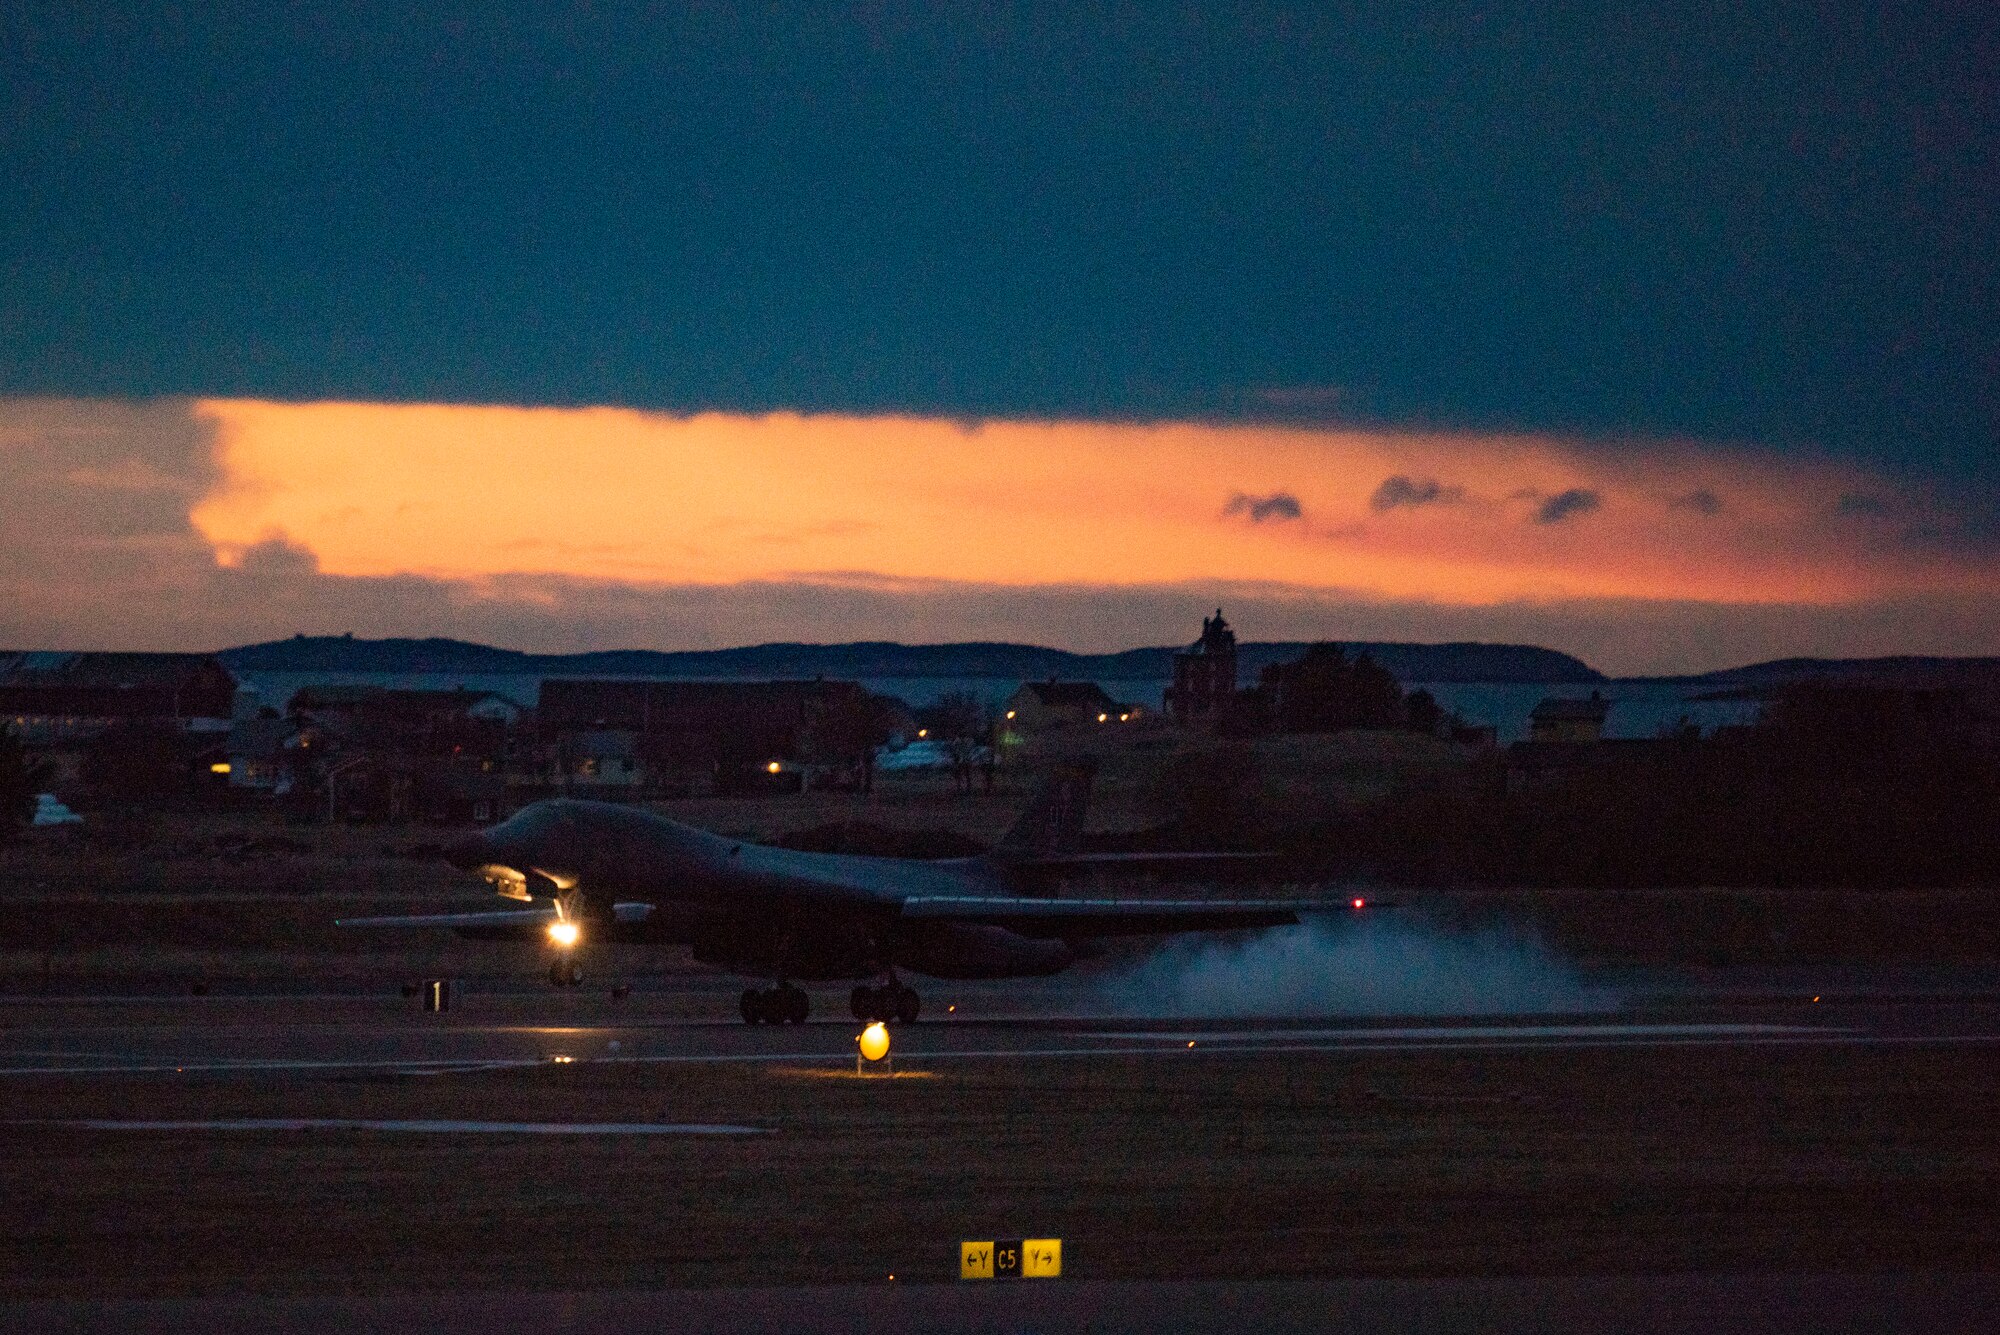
[548,959,584,987]
[849,982,920,1024]
[741,984,809,1025]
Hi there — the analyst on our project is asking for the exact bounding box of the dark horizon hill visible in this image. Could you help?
[1649,656,2000,695]
[217,635,1607,684]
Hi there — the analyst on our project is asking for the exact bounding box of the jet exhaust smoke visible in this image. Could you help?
[1100,910,1615,1018]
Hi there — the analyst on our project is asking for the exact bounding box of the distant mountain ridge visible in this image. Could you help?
[1671,656,2000,690]
[219,634,1607,684]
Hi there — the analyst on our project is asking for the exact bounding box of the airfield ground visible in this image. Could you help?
[1,986,1998,1301]
[4,768,2000,1326]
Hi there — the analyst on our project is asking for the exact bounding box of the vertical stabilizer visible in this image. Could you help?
[996,761,1096,857]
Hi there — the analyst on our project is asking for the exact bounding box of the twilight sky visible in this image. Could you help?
[3,5,1997,674]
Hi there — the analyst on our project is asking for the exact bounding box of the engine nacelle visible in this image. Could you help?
[893,923,1076,980]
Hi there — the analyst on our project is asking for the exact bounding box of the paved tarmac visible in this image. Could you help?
[7,1274,2000,1334]
[4,973,1998,1330]
[0,975,1996,1081]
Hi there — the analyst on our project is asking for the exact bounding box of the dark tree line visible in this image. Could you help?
[0,724,53,841]
[1333,685,2000,888]
[1221,643,1446,737]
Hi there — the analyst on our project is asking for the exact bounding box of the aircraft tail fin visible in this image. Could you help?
[995,760,1096,858]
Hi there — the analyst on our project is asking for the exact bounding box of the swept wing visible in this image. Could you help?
[897,894,1382,937]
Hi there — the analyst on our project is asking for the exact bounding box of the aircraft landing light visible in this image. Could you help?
[548,921,581,947]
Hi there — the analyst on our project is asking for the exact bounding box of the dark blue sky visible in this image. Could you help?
[5,2,1996,480]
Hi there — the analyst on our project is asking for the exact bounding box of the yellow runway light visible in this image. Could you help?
[858,1022,890,1062]
[547,921,581,948]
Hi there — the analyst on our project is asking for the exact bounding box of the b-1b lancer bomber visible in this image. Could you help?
[342,767,1375,1024]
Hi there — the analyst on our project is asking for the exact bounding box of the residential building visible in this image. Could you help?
[999,680,1124,742]
[536,678,869,793]
[0,651,239,794]
[0,651,238,744]
[1529,691,1611,743]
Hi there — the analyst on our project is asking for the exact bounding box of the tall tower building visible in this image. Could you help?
[1164,609,1238,722]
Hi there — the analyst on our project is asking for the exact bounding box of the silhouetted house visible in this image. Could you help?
[535,678,868,792]
[1450,721,1500,747]
[550,729,649,794]
[221,716,299,792]
[1164,609,1239,723]
[0,652,240,793]
[281,687,521,823]
[288,686,520,751]
[1000,680,1124,741]
[1528,691,1611,743]
[411,761,508,824]
[0,652,238,742]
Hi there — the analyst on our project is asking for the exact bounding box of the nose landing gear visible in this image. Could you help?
[740,982,810,1025]
[548,959,584,987]
[850,981,920,1024]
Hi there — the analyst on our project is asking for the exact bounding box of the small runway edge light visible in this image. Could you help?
[859,1022,890,1062]
[548,920,581,948]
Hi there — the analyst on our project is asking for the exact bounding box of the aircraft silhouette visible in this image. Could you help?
[342,765,1373,1023]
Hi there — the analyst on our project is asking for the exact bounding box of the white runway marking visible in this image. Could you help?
[1085,1022,1840,1042]
[1,1026,1997,1078]
[0,1057,546,1077]
[28,1118,766,1135]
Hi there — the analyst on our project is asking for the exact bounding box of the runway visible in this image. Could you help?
[4,975,1998,1315]
[9,1274,2000,1335]
[0,983,1996,1080]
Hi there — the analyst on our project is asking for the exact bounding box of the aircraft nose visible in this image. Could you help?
[442,831,493,870]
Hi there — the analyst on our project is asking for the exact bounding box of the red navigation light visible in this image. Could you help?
[1351,897,1365,910]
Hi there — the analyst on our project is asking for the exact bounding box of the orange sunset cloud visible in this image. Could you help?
[187,399,1981,609]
